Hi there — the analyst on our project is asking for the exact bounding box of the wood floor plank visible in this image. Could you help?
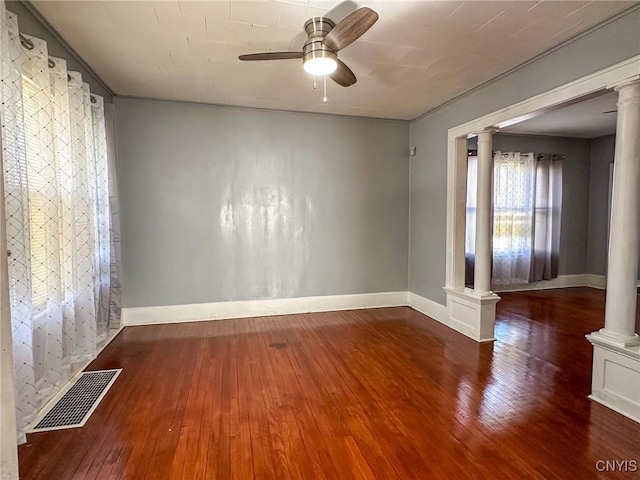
[229,324,254,480]
[209,323,233,479]
[260,316,326,480]
[16,288,640,479]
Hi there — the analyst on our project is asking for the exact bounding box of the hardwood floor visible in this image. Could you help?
[18,288,640,479]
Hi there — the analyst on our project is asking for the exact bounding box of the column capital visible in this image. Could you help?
[615,78,640,109]
[477,127,499,138]
[609,75,640,92]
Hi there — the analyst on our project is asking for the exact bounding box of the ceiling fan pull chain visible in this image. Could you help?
[313,75,317,90]
[323,75,328,104]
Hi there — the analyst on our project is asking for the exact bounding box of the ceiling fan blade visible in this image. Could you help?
[330,60,357,87]
[239,52,303,61]
[322,7,379,52]
[325,0,358,24]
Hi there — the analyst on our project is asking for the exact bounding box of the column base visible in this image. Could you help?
[591,329,640,348]
[443,287,500,342]
[586,333,640,423]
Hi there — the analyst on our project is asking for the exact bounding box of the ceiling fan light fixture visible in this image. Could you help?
[239,8,378,88]
[303,49,337,76]
[304,56,337,76]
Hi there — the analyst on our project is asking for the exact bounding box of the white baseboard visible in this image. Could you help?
[492,274,607,293]
[122,291,410,326]
[409,290,499,342]
[584,274,608,290]
[442,288,500,342]
[123,290,483,342]
[408,292,448,326]
[587,334,640,424]
[123,276,618,329]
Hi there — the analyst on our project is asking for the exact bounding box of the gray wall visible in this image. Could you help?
[469,133,592,275]
[587,135,615,276]
[586,135,640,281]
[116,98,410,308]
[409,7,640,305]
[6,1,112,101]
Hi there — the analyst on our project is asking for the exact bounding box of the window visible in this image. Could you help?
[22,73,53,311]
[491,152,536,259]
[466,151,561,286]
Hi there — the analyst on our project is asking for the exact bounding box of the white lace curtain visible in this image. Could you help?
[1,3,119,442]
[492,151,537,285]
[466,151,562,286]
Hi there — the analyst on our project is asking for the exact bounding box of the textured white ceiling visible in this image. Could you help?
[32,0,636,120]
[503,91,618,138]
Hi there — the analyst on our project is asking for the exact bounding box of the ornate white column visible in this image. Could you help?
[474,128,497,294]
[443,128,500,343]
[587,77,640,424]
[600,79,640,346]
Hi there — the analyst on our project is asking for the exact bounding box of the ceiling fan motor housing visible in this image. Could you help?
[303,17,337,66]
[238,7,377,87]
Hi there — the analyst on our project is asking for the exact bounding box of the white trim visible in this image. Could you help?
[588,394,640,424]
[0,90,18,480]
[409,291,499,343]
[408,292,448,325]
[449,56,640,140]
[123,291,409,326]
[445,56,640,290]
[586,274,608,290]
[492,274,607,292]
[586,335,640,423]
[443,288,500,342]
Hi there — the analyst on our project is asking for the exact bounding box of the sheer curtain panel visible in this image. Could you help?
[0,0,118,442]
[492,151,536,285]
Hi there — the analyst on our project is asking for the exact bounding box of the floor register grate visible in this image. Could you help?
[29,369,121,433]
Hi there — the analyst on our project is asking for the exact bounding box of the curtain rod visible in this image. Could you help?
[467,149,566,160]
[19,36,99,99]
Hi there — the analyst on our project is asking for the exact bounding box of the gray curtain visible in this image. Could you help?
[530,154,563,282]
[104,102,122,329]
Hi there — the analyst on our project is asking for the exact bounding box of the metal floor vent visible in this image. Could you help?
[29,369,121,433]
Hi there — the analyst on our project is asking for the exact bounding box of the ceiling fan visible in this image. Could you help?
[238,7,379,88]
